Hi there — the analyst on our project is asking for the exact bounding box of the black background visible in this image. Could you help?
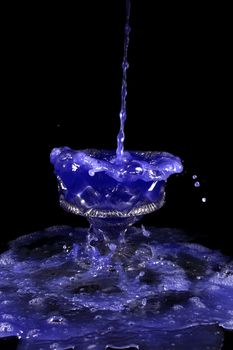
[2,0,229,253]
[1,0,232,349]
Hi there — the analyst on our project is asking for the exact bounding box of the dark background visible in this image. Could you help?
[1,1,231,348]
[2,0,229,253]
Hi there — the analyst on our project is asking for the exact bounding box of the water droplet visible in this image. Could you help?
[142,298,147,306]
[194,181,200,187]
[62,244,70,253]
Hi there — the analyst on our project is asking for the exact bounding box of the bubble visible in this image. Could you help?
[202,197,207,203]
[94,315,102,320]
[192,175,197,179]
[194,181,200,187]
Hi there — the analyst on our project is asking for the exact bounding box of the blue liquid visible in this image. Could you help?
[50,148,183,217]
[0,1,227,349]
[116,0,131,159]
[0,226,232,349]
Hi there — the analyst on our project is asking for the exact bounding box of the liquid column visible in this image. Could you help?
[116,0,131,158]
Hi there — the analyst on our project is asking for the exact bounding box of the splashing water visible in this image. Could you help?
[192,174,208,203]
[116,0,131,159]
[0,226,232,349]
[0,1,227,349]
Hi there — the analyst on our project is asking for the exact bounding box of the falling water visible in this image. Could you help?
[116,0,131,158]
[0,1,229,349]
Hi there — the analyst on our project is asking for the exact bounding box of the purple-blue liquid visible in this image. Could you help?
[50,148,183,218]
[0,1,229,349]
[116,0,131,159]
[0,226,232,350]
